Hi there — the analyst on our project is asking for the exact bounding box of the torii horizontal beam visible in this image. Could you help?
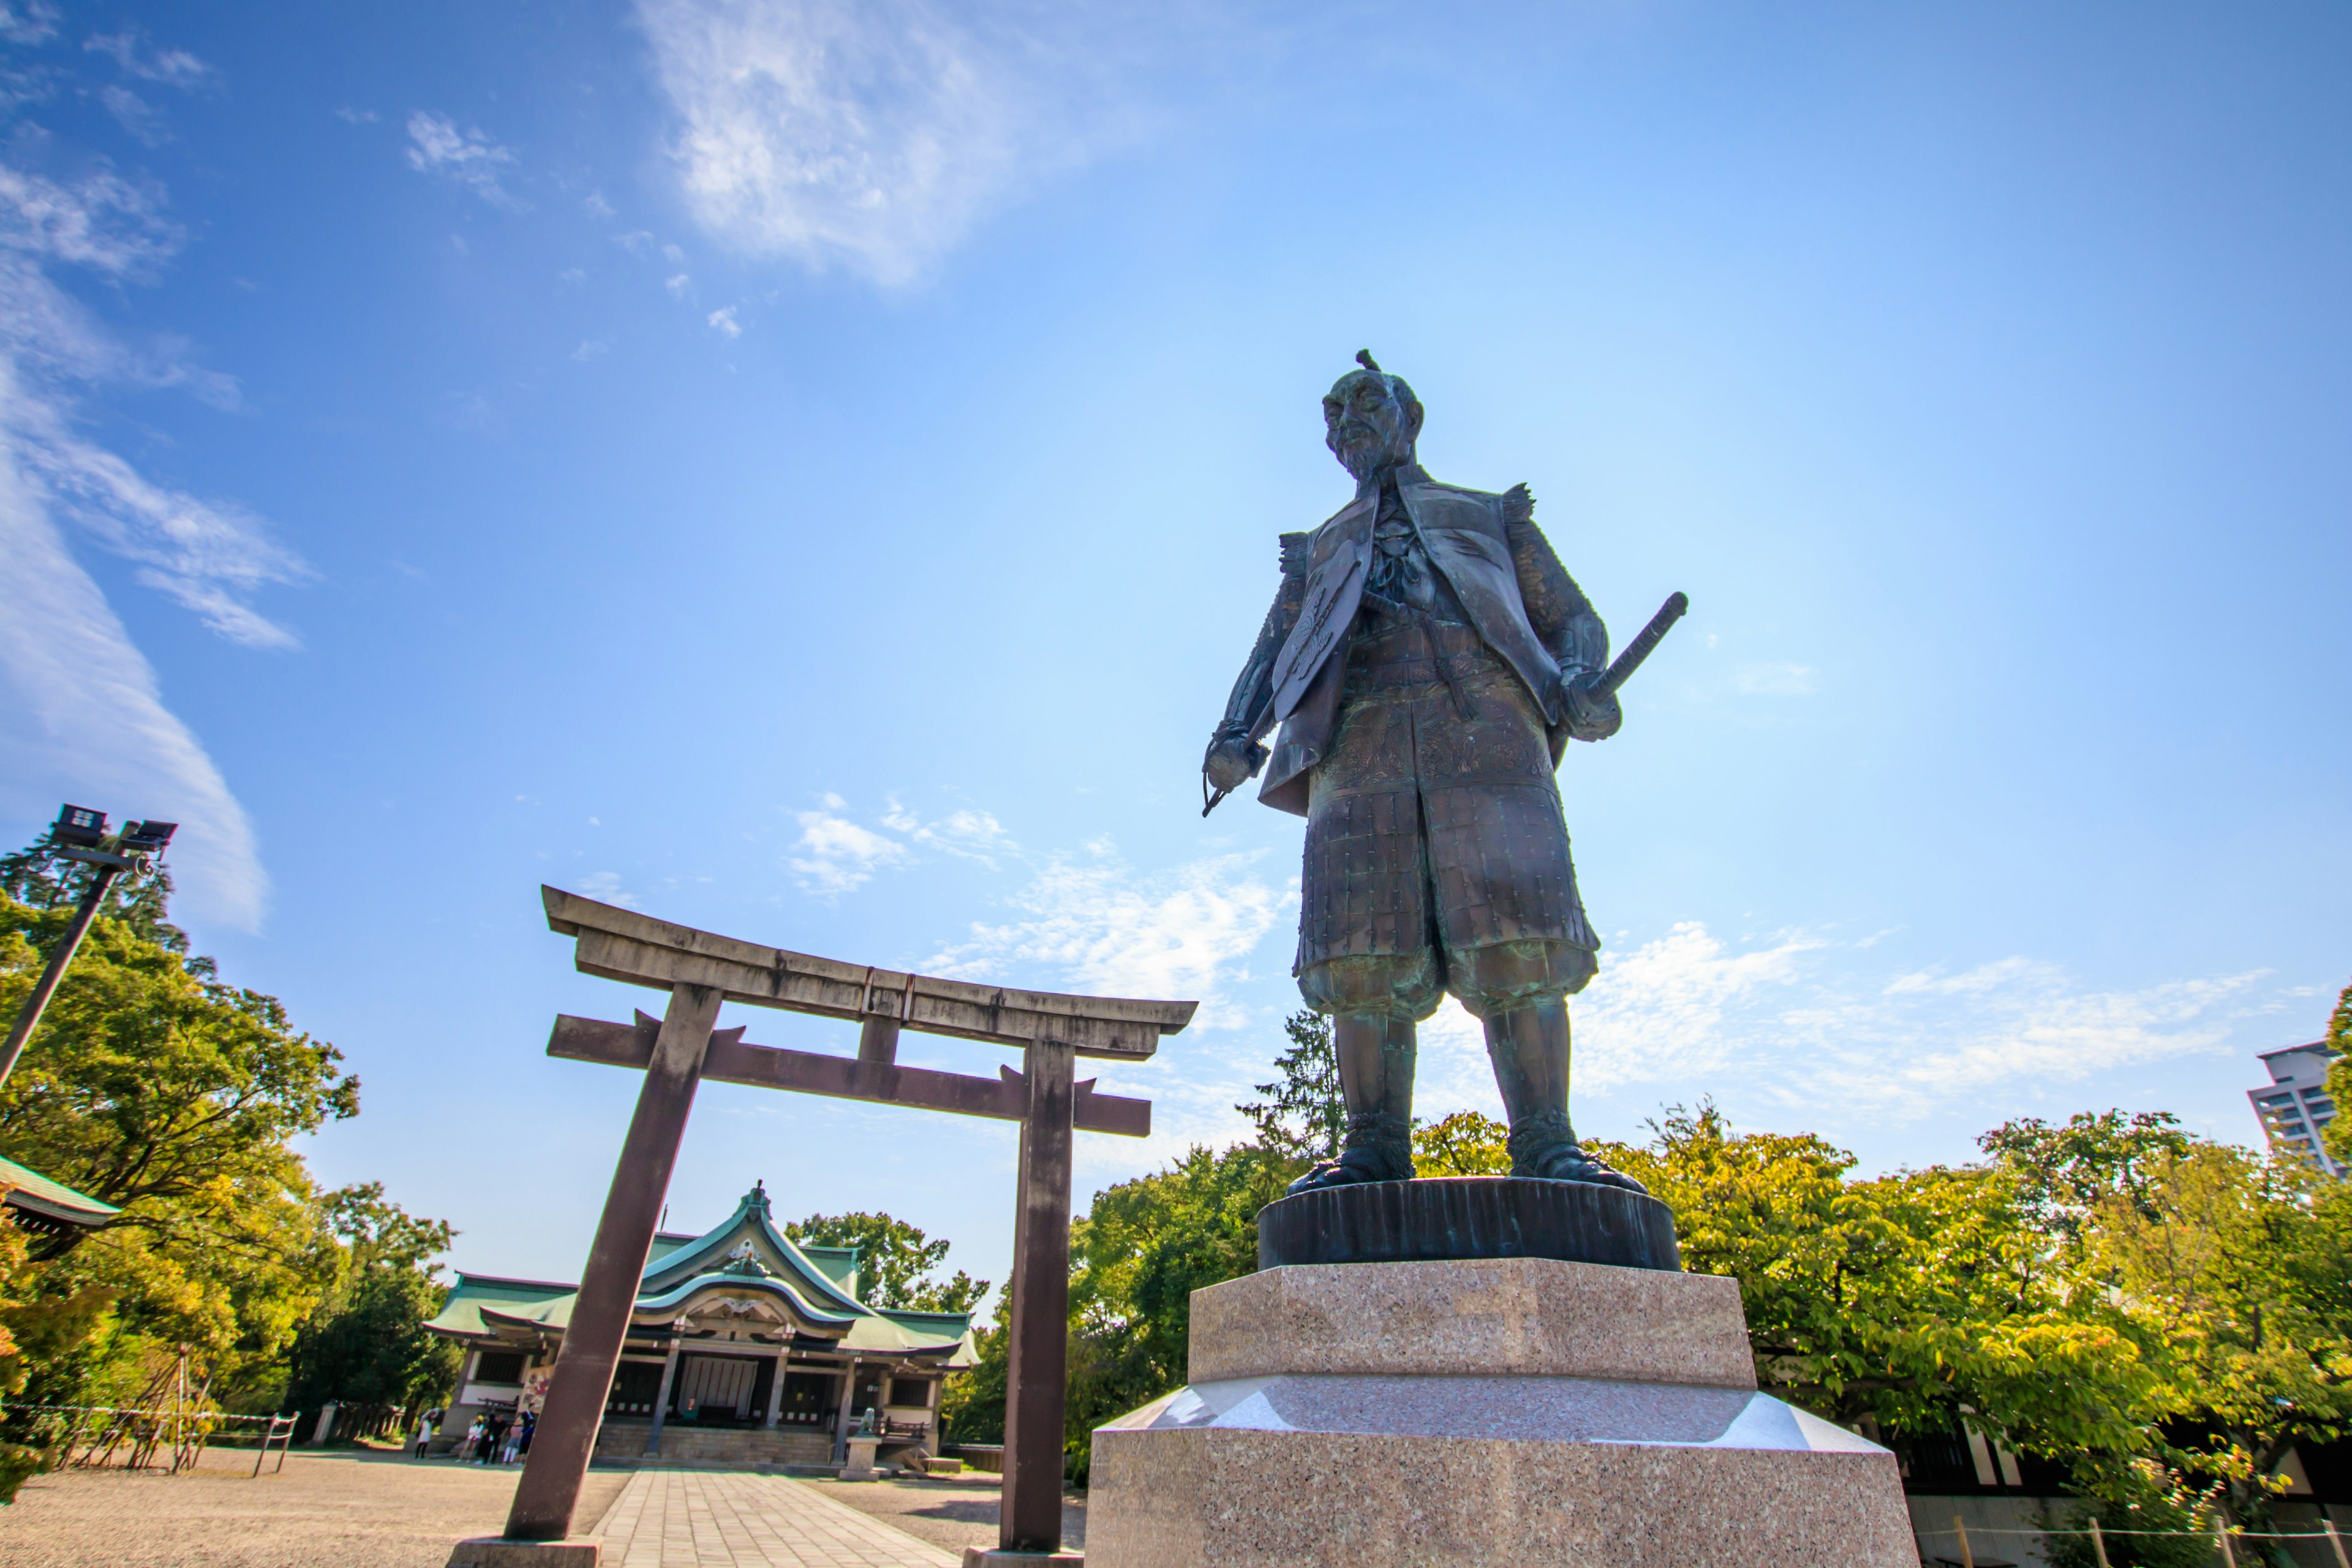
[543,886,1194,1060]
[548,1011,1152,1137]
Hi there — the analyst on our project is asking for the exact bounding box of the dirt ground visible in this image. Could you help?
[799,1474,1087,1558]
[0,1446,630,1568]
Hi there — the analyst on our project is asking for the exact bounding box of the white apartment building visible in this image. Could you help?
[2248,1041,2345,1178]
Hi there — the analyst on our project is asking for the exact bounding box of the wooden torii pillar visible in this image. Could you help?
[468,888,1192,1568]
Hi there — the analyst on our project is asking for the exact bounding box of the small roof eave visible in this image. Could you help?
[634,1270,860,1327]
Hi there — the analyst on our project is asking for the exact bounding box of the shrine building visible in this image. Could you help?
[424,1182,976,1468]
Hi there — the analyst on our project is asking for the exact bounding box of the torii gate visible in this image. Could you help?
[486,888,1194,1566]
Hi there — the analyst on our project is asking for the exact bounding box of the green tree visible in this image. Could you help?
[1413,1109,1510,1175]
[783,1211,988,1313]
[0,835,400,1434]
[1236,1011,1341,1162]
[2320,979,2352,1170]
[2091,1142,2352,1550]
[1597,1104,2162,1484]
[941,1139,1306,1480]
[280,1183,462,1440]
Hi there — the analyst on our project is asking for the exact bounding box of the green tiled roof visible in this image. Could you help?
[425,1183,974,1364]
[0,1154,120,1228]
[426,1274,576,1340]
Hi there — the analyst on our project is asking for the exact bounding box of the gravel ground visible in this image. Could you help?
[799,1474,1087,1558]
[0,1447,630,1568]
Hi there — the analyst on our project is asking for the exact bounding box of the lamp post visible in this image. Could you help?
[0,804,176,1093]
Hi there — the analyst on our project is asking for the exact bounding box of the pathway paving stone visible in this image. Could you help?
[589,1469,958,1568]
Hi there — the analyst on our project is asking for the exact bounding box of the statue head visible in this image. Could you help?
[1324,350,1423,484]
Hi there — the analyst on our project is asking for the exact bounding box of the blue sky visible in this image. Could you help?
[2,0,2347,1295]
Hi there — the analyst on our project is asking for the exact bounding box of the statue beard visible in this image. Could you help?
[1335,431,1408,484]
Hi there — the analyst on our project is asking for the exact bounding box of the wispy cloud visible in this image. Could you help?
[0,99,292,929]
[789,794,911,896]
[0,418,266,930]
[83,28,211,88]
[575,871,640,909]
[924,845,1285,1031]
[405,111,521,209]
[1409,921,2263,1127]
[705,304,740,338]
[786,794,1017,895]
[635,0,1158,285]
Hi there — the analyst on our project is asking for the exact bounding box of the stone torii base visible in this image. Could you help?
[447,889,1194,1567]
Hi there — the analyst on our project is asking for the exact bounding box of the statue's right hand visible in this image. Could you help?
[1204,734,1267,793]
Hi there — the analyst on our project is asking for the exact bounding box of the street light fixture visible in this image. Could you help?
[0,805,179,1093]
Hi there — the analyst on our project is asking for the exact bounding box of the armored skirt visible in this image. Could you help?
[1295,619,1599,1014]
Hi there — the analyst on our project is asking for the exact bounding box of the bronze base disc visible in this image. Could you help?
[1256,1175,1681,1272]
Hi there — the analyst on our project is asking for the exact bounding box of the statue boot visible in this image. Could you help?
[1484,997,1647,1194]
[1286,1013,1417,1194]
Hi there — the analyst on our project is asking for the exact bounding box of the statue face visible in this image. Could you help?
[1323,370,1417,483]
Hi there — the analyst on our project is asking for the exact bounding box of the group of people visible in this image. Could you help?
[409,1407,535,1464]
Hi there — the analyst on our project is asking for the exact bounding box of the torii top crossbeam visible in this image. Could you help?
[543,886,1196,1060]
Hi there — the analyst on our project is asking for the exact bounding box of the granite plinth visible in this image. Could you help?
[1086,1259,1915,1567]
[1190,1256,1752,1386]
[1257,1176,1680,1271]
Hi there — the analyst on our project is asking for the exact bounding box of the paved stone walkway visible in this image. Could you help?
[590,1469,958,1568]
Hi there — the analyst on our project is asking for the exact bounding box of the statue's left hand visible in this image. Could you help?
[1558,671,1623,742]
[1204,734,1268,792]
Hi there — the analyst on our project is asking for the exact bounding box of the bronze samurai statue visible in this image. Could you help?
[1205,353,1679,1196]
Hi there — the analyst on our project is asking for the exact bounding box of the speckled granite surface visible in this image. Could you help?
[1088,1427,1915,1567]
[1188,1257,1757,1389]
[1089,1258,1916,1567]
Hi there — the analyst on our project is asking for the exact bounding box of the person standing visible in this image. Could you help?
[411,1411,435,1458]
[460,1415,485,1462]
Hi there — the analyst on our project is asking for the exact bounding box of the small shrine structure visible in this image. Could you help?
[426,1181,974,1468]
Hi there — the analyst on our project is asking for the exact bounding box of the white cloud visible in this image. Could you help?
[878,800,1009,866]
[1734,661,1817,696]
[924,848,1285,1032]
[0,127,295,929]
[83,29,210,88]
[335,105,378,125]
[635,0,1152,285]
[789,808,909,896]
[404,111,521,208]
[664,273,691,298]
[1415,922,2261,1124]
[571,339,609,362]
[575,872,639,909]
[0,5,58,47]
[99,84,167,146]
[0,375,267,930]
[706,304,740,337]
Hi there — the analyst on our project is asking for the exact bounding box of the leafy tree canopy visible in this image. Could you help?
[1236,1011,1340,1162]
[785,1210,989,1314]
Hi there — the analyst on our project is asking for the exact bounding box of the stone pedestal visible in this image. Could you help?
[842,1433,883,1479]
[1087,1256,1916,1567]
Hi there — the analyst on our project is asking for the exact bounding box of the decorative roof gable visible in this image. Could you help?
[637,1182,865,1314]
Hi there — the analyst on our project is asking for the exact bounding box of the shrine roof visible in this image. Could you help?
[426,1273,578,1340]
[424,1182,976,1358]
[0,1154,119,1231]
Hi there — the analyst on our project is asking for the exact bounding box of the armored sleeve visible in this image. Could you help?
[1216,532,1313,743]
[1502,485,1608,677]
